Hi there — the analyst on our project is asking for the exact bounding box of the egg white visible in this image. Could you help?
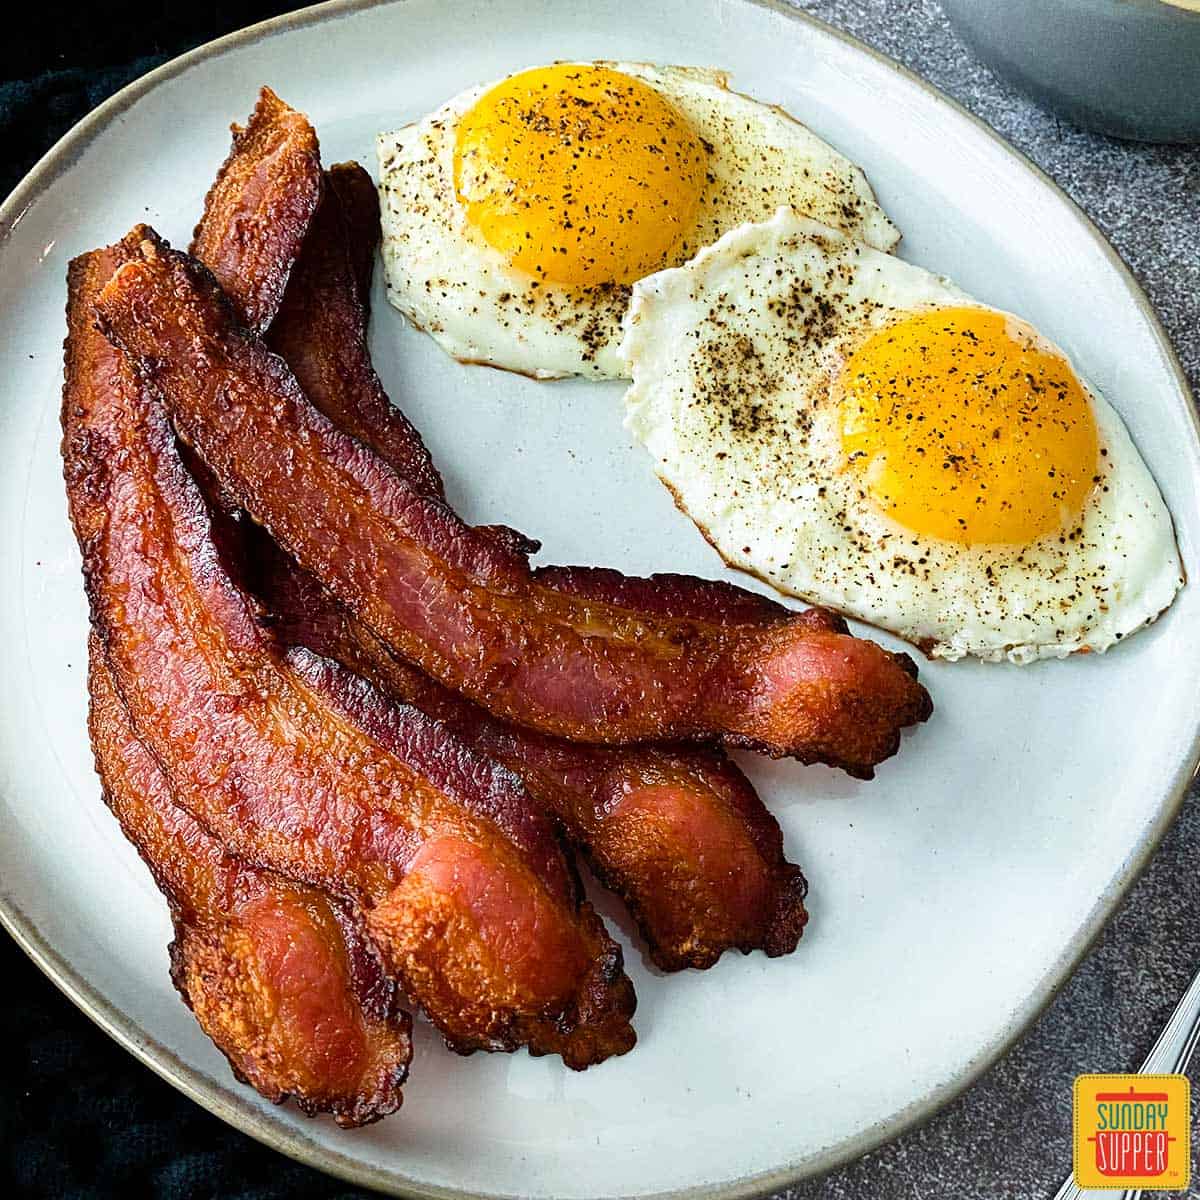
[376,63,899,380]
[620,208,1184,663]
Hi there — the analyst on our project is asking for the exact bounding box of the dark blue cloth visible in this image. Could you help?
[1,932,370,1198]
[1,6,373,1195]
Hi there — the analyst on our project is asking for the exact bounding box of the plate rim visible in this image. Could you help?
[2,1,1198,1197]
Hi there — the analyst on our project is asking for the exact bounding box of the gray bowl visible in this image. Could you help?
[939,0,1200,142]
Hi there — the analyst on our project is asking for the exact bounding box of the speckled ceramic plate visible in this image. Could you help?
[2,2,1198,1197]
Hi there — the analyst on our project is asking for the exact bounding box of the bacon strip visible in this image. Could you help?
[87,639,411,1126]
[263,164,444,498]
[65,234,636,1068]
[96,237,930,775]
[325,161,380,315]
[189,86,322,334]
[250,534,808,969]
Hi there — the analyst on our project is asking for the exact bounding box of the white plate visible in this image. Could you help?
[2,2,1198,1197]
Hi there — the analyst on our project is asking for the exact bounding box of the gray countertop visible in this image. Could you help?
[775,3,1200,1197]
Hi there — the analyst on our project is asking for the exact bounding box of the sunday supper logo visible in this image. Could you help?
[1073,1075,1191,1190]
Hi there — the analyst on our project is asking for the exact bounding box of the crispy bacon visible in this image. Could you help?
[251,535,808,969]
[65,235,636,1068]
[325,161,380,315]
[96,236,931,775]
[263,164,444,498]
[87,639,411,1126]
[189,86,322,334]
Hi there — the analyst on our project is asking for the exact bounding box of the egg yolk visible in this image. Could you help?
[453,64,707,287]
[839,307,1099,545]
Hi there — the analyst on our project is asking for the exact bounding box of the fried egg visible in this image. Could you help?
[376,62,898,379]
[620,208,1184,662]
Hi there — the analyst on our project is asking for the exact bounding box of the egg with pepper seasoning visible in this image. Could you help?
[620,208,1184,662]
[376,62,898,379]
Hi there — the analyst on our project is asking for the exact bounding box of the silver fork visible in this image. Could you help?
[1052,965,1200,1200]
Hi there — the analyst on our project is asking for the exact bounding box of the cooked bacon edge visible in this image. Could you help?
[65,234,636,1068]
[250,533,808,969]
[96,236,931,775]
[189,86,322,334]
[261,164,444,498]
[326,161,381,316]
[277,159,538,557]
[87,638,411,1126]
